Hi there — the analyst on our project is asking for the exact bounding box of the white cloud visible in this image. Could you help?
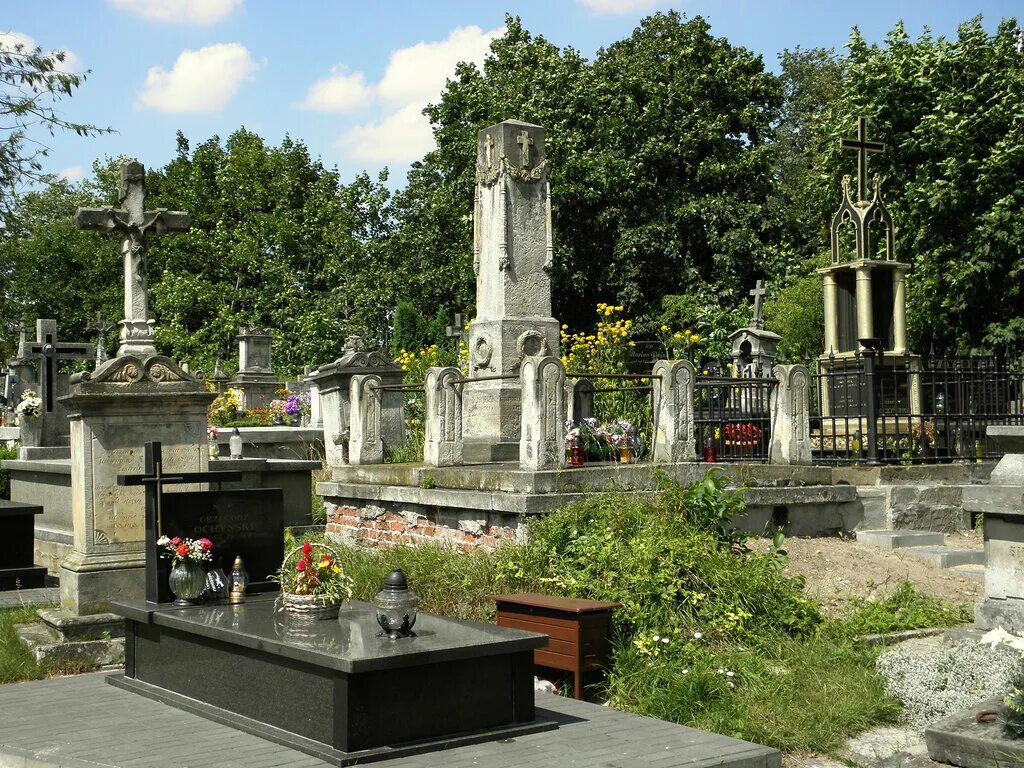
[330,25,503,167]
[107,0,242,25]
[0,32,81,73]
[377,25,502,106]
[335,103,435,165]
[58,166,85,182]
[576,0,660,14]
[138,43,259,113]
[298,67,371,113]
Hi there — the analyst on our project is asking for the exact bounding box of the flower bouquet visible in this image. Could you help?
[284,392,311,425]
[157,535,214,606]
[602,419,644,463]
[15,390,42,423]
[723,422,763,454]
[275,540,353,620]
[564,418,615,463]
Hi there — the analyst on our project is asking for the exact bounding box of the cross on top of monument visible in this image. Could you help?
[18,319,91,413]
[74,160,191,358]
[749,280,767,330]
[841,116,885,204]
[517,130,534,167]
[445,312,468,340]
[483,134,494,169]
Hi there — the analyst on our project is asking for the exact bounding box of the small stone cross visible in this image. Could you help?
[445,313,467,341]
[87,311,114,368]
[517,130,534,167]
[74,160,191,358]
[483,134,494,169]
[749,280,767,330]
[18,319,92,413]
[841,116,885,203]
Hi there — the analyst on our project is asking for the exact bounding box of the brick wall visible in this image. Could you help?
[325,501,524,550]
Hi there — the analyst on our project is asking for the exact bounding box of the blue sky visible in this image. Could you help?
[4,0,1019,189]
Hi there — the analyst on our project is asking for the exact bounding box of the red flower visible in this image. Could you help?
[175,544,190,558]
[296,559,307,572]
[198,538,213,551]
[301,541,312,556]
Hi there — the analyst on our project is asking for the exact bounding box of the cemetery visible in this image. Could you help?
[0,8,1023,768]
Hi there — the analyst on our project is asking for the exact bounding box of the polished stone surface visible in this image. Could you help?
[113,593,546,673]
[0,498,46,589]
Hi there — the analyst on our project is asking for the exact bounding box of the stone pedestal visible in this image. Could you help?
[964,426,1024,632]
[463,121,560,461]
[308,338,404,468]
[232,327,280,410]
[769,365,812,465]
[59,355,212,616]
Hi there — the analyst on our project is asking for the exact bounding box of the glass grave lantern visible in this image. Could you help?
[374,569,419,639]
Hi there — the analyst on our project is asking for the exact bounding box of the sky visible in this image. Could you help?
[4,0,1019,190]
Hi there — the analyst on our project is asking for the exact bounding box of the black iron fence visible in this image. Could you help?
[810,350,1024,465]
[694,374,775,463]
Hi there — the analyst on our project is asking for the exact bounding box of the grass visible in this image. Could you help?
[0,605,44,685]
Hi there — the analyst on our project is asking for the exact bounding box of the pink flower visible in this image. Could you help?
[170,537,182,546]
[296,559,307,572]
[198,538,213,551]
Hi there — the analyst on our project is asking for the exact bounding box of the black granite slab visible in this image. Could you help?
[111,594,554,763]
[0,499,46,589]
[113,593,547,673]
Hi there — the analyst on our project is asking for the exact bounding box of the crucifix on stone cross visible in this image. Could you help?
[18,320,92,413]
[517,130,534,167]
[445,312,467,342]
[74,160,191,358]
[87,311,115,368]
[482,134,494,169]
[749,280,767,330]
[841,116,885,203]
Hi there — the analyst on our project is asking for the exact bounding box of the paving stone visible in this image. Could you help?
[898,546,985,568]
[857,530,945,549]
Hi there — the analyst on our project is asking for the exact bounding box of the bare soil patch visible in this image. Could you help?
[749,531,983,616]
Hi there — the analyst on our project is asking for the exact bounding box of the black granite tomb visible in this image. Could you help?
[0,499,47,589]
[110,594,554,765]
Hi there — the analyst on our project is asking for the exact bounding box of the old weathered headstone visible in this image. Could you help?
[232,326,280,410]
[463,120,560,461]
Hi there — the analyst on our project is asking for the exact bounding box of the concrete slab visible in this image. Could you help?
[947,564,986,584]
[925,695,1024,768]
[0,586,57,609]
[0,672,781,768]
[899,546,986,569]
[857,530,946,549]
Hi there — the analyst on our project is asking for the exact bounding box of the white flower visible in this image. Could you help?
[727,681,735,689]
[726,671,735,677]
[157,536,170,546]
[980,627,1024,652]
[681,669,689,674]
[652,635,660,642]
[717,668,725,674]
[693,631,703,640]
[661,637,669,644]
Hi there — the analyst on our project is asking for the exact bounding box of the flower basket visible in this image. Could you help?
[280,591,341,620]
[275,541,352,621]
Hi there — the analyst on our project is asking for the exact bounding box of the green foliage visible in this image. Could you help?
[803,18,1024,354]
[497,477,820,640]
[391,300,427,357]
[0,606,41,684]
[0,37,112,230]
[655,294,752,364]
[1000,672,1024,738]
[835,580,972,636]
[764,268,825,361]
[0,442,17,499]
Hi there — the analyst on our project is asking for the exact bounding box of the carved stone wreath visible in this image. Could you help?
[471,335,493,370]
[516,330,550,359]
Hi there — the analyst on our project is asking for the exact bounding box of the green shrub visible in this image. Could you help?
[0,442,17,499]
[833,580,972,636]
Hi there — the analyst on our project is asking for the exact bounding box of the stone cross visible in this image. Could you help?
[445,312,467,341]
[841,116,885,203]
[749,280,767,330]
[74,160,191,358]
[517,130,534,167]
[18,319,91,413]
[87,311,114,368]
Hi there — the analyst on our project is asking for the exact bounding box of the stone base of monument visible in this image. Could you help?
[974,599,1024,634]
[925,695,1024,768]
[109,593,555,766]
[16,607,126,670]
[0,499,47,590]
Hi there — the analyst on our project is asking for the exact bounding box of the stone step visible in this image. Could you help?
[856,529,946,550]
[16,621,124,669]
[898,545,986,569]
[947,564,986,584]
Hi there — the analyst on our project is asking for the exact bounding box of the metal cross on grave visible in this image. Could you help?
[749,280,767,330]
[517,130,534,167]
[445,312,467,342]
[841,116,886,203]
[74,160,191,358]
[87,311,115,368]
[18,320,92,413]
[118,441,242,604]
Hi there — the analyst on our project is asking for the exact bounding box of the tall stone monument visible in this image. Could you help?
[63,160,210,616]
[817,117,919,417]
[463,120,560,461]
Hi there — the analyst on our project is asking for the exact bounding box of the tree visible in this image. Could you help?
[396,13,783,331]
[0,37,112,228]
[803,17,1024,354]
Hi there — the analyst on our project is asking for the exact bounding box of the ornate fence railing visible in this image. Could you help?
[694,375,776,463]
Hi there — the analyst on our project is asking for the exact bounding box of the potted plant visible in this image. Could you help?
[275,539,353,620]
[157,535,214,606]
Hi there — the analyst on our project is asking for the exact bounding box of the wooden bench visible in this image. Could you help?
[488,593,621,699]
